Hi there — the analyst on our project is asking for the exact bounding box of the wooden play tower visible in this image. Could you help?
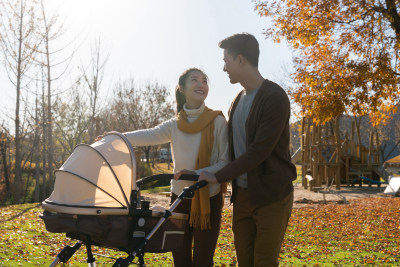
[300,117,387,190]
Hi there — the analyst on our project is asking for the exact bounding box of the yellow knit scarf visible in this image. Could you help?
[177,106,225,230]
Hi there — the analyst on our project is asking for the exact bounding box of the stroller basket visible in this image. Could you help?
[41,209,188,253]
[40,132,204,266]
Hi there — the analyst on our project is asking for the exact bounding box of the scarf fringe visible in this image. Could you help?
[190,212,211,230]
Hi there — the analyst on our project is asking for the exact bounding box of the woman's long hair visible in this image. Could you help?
[175,68,207,114]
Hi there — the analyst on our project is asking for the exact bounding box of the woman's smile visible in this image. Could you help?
[182,70,209,109]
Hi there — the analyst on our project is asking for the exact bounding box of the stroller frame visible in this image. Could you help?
[41,132,207,266]
[49,178,207,267]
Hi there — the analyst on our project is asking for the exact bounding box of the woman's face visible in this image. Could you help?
[181,70,209,109]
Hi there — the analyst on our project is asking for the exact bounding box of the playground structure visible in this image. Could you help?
[298,117,390,190]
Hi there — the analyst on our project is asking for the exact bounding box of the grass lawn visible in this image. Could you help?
[141,185,170,194]
[150,162,174,175]
[295,164,302,184]
[1,197,399,266]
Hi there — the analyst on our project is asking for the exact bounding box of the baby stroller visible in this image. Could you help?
[40,132,207,266]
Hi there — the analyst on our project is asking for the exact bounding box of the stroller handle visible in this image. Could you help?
[136,173,199,188]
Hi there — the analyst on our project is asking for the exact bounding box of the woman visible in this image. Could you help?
[123,68,228,266]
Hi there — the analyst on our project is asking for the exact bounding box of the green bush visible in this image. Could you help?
[138,162,153,180]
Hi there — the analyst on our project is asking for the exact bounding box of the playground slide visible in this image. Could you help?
[372,166,390,183]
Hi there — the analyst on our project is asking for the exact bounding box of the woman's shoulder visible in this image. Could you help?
[160,117,178,125]
[214,114,228,127]
[153,117,177,132]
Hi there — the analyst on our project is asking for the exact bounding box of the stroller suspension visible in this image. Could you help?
[49,239,98,267]
[49,241,82,267]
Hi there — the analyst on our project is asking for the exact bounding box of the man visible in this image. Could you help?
[198,33,297,266]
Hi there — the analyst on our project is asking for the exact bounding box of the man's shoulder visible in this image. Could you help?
[260,79,288,99]
[260,79,286,95]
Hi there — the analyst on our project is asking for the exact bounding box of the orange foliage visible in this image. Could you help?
[254,0,400,125]
[282,198,400,265]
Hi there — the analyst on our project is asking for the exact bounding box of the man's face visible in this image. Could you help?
[223,49,240,84]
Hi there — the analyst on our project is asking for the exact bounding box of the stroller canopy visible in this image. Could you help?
[43,132,137,215]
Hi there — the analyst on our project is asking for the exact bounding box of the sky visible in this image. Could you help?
[0,0,294,125]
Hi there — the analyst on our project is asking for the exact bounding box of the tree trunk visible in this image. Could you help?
[353,116,363,160]
[354,117,362,146]
[14,0,25,204]
[151,146,155,168]
[144,147,151,168]
[89,81,98,143]
[45,28,54,191]
[23,160,33,203]
[34,91,40,203]
[0,138,11,197]
[41,73,47,200]
[334,117,341,190]
[14,93,22,203]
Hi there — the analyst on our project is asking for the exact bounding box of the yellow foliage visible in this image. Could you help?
[255,0,400,126]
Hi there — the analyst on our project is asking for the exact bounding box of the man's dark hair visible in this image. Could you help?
[219,33,259,67]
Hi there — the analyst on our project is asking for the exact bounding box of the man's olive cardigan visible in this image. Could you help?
[215,79,297,206]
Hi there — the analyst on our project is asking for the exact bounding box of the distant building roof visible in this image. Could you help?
[384,155,400,167]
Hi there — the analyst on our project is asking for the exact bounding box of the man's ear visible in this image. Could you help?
[238,54,246,65]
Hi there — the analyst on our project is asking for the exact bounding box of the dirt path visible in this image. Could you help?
[292,184,389,208]
[142,183,391,209]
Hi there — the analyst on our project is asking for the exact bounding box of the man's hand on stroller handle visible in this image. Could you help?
[198,171,218,184]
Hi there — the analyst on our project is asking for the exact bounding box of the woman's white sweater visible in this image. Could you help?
[124,103,229,197]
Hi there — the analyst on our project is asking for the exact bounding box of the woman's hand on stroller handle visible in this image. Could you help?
[173,173,209,189]
[174,169,197,180]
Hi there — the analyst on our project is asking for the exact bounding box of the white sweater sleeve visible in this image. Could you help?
[195,115,229,174]
[124,119,173,146]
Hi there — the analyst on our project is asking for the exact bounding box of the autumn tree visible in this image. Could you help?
[35,0,75,195]
[254,0,400,126]
[0,0,41,203]
[78,37,109,143]
[107,79,174,166]
[53,87,90,162]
